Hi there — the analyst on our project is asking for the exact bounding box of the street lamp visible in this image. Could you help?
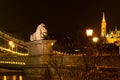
[86,29,93,37]
[9,41,15,52]
[85,29,99,78]
[84,29,95,75]
[92,37,99,49]
[9,41,13,46]
[11,44,15,49]
[92,37,98,43]
[84,29,94,74]
[86,29,93,45]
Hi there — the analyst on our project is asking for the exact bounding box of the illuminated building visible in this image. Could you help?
[101,12,120,44]
[106,27,120,43]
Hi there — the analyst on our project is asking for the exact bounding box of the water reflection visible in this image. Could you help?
[3,76,6,80]
[19,75,22,80]
[13,75,16,80]
[1,75,23,80]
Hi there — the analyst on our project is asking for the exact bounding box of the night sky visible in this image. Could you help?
[0,0,120,40]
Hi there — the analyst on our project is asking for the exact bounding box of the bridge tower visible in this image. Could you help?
[25,40,56,80]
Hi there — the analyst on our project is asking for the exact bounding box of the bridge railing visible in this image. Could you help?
[0,56,28,65]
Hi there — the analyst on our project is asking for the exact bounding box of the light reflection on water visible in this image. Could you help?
[1,75,23,80]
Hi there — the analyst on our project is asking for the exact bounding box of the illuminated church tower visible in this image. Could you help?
[101,12,106,37]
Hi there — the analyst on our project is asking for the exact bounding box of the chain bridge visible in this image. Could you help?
[0,30,28,67]
[0,30,28,80]
[1,30,120,80]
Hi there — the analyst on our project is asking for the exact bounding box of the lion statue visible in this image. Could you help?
[30,23,47,41]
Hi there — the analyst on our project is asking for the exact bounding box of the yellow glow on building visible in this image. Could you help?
[51,42,54,46]
[106,30,120,44]
[106,37,117,43]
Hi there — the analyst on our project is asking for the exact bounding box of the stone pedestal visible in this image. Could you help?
[24,40,56,80]
[26,40,55,65]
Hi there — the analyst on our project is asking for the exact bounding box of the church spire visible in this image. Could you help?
[102,12,106,22]
[101,12,107,37]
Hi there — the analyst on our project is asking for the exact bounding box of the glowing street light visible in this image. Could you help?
[86,29,93,37]
[9,41,15,51]
[11,44,15,48]
[92,37,98,43]
[9,41,14,46]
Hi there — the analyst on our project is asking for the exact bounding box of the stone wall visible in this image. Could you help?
[24,40,120,80]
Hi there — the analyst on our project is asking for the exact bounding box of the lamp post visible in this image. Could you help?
[86,29,93,44]
[92,37,99,52]
[11,44,15,51]
[92,37,99,56]
[84,29,93,75]
[84,29,100,79]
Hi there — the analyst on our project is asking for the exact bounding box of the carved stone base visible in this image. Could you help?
[24,40,55,80]
[24,64,52,80]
